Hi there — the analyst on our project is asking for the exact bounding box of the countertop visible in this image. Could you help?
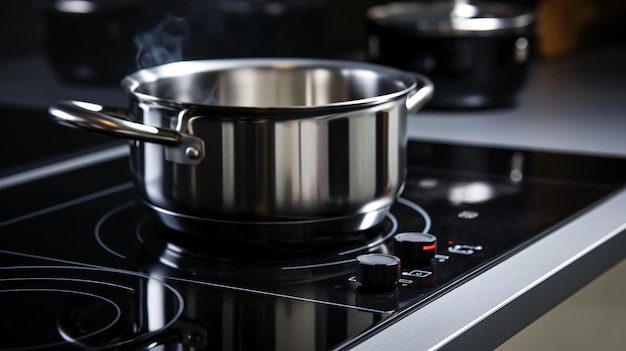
[408,47,626,158]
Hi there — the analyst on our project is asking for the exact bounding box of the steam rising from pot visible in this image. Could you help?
[134,13,190,69]
[133,0,326,71]
[133,0,225,69]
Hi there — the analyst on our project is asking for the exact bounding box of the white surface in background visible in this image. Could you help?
[408,48,626,158]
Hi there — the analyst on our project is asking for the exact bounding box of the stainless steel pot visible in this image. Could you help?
[50,58,433,238]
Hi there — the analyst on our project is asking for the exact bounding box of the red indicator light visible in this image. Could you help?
[422,244,436,251]
[333,284,342,289]
[448,240,454,245]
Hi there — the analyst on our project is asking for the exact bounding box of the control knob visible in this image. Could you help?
[393,232,437,265]
[355,253,401,291]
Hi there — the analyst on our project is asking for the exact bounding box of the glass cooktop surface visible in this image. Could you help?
[1,125,625,350]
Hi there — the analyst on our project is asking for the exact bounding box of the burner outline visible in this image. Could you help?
[0,287,121,351]
[95,196,432,265]
[0,264,185,350]
[337,213,398,256]
[0,249,391,315]
[95,200,137,259]
[0,183,133,228]
[396,197,432,233]
[277,213,399,272]
[282,197,431,270]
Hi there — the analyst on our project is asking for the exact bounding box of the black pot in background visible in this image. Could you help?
[37,0,328,84]
[366,1,535,109]
[37,0,145,85]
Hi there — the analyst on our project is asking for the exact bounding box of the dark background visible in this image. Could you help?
[0,0,541,61]
[0,0,623,86]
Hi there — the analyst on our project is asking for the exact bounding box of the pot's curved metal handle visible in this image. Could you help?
[405,73,434,113]
[49,100,181,145]
[49,100,205,165]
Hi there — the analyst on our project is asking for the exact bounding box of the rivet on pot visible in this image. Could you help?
[185,147,201,160]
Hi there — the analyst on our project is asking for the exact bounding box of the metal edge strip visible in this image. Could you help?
[348,187,626,350]
[0,145,129,190]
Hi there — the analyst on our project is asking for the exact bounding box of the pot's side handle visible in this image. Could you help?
[405,74,434,113]
[49,100,181,145]
[49,100,206,166]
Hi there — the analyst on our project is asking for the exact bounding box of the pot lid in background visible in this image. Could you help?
[367,1,534,35]
[36,0,144,14]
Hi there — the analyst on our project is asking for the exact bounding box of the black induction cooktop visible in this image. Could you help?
[1,107,625,350]
[0,105,122,178]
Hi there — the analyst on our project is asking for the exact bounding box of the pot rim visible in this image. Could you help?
[37,0,143,14]
[121,58,421,113]
[367,1,534,35]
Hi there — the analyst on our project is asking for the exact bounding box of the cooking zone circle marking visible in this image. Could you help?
[337,212,398,256]
[95,200,137,259]
[0,265,184,350]
[0,182,133,229]
[0,287,121,350]
[0,249,391,322]
[94,196,432,273]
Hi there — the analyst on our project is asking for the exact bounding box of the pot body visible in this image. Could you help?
[367,1,534,109]
[50,58,433,236]
[129,98,407,233]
